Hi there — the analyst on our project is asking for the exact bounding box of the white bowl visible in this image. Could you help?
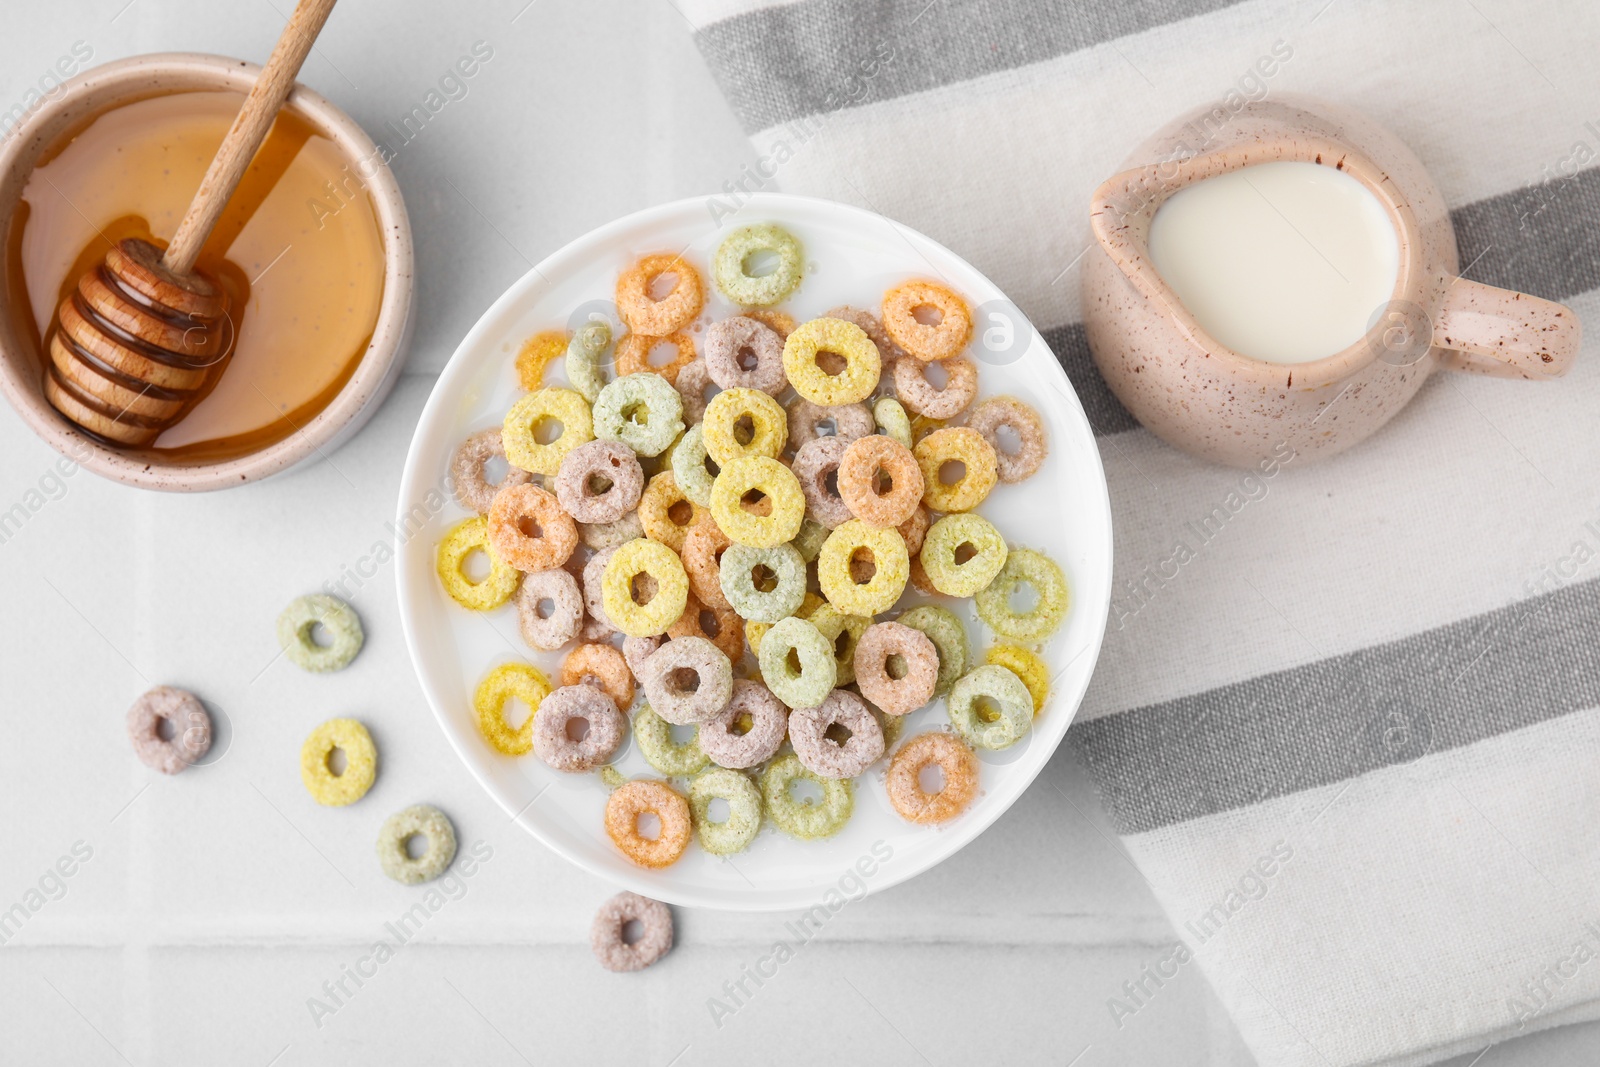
[396,193,1113,911]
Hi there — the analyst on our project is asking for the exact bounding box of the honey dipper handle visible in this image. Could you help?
[162,0,340,276]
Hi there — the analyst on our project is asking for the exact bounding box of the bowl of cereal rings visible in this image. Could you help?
[396,193,1113,911]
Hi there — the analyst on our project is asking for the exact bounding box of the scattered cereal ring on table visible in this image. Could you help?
[709,455,805,548]
[669,424,717,509]
[555,439,644,525]
[853,621,940,716]
[617,252,705,336]
[881,279,973,362]
[615,330,697,384]
[791,436,853,529]
[872,397,913,449]
[376,804,457,885]
[948,664,1034,750]
[782,317,881,406]
[632,704,710,776]
[967,396,1048,483]
[277,593,364,673]
[689,767,763,855]
[592,891,674,972]
[886,732,978,824]
[808,602,869,687]
[896,604,969,698]
[488,483,578,572]
[789,689,885,779]
[760,753,853,840]
[817,520,909,616]
[975,548,1069,643]
[919,513,1009,597]
[637,470,705,554]
[837,435,924,529]
[704,316,787,396]
[473,662,552,756]
[894,353,979,419]
[126,686,210,774]
[605,779,692,868]
[680,517,733,610]
[561,642,636,709]
[702,387,787,465]
[786,397,873,450]
[914,427,998,513]
[515,568,584,650]
[579,511,644,552]
[565,320,611,402]
[673,358,715,424]
[667,592,745,664]
[601,538,689,638]
[697,679,788,769]
[300,718,377,806]
[638,635,733,724]
[503,387,594,476]
[452,427,532,514]
[713,224,803,306]
[592,373,685,458]
[757,616,836,708]
[437,517,521,611]
[534,685,626,772]
[985,644,1050,715]
[718,542,806,623]
[515,329,569,391]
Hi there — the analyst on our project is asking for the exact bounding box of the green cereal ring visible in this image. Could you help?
[760,753,853,840]
[783,317,881,406]
[473,662,552,755]
[601,538,690,638]
[897,604,968,697]
[791,517,829,563]
[817,520,909,616]
[948,664,1034,750]
[975,548,1069,643]
[503,387,595,476]
[689,767,762,855]
[565,319,612,403]
[633,704,711,776]
[873,396,913,448]
[709,455,806,548]
[437,518,521,611]
[277,593,364,672]
[592,373,685,458]
[718,542,806,623]
[808,602,870,687]
[757,616,837,708]
[669,423,717,507]
[300,718,377,806]
[920,513,1009,597]
[702,387,787,465]
[375,804,457,885]
[713,223,804,306]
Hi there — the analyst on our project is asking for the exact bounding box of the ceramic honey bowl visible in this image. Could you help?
[1083,94,1580,467]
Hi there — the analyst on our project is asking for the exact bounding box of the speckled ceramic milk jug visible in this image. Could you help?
[1083,94,1581,467]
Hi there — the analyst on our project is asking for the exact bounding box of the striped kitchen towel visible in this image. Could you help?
[683,1,1600,1065]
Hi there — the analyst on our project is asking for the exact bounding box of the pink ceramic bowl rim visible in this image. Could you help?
[0,52,415,492]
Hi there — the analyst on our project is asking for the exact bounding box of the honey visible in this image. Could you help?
[7,90,386,461]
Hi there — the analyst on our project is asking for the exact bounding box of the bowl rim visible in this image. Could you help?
[395,190,1116,911]
[0,51,414,492]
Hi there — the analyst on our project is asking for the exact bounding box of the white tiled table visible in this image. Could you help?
[2,3,1595,1064]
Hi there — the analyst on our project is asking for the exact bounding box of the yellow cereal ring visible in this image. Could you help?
[502,387,594,476]
[914,427,998,513]
[515,329,569,390]
[702,387,787,465]
[984,644,1050,715]
[637,470,706,554]
[473,662,552,755]
[817,519,909,616]
[601,538,690,637]
[781,317,881,406]
[436,517,520,611]
[709,455,806,548]
[300,718,377,806]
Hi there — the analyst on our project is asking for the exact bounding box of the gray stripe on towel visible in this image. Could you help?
[1068,575,1600,835]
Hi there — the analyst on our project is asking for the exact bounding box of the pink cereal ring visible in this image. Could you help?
[591,891,674,972]
[697,679,789,769]
[126,686,212,774]
[533,685,626,773]
[853,622,939,716]
[788,688,884,779]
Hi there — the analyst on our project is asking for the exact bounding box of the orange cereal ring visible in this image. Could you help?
[638,470,706,554]
[615,331,698,384]
[914,427,998,513]
[894,354,979,419]
[561,642,635,710]
[680,518,733,611]
[604,779,692,869]
[881,280,973,362]
[837,434,924,529]
[885,731,978,824]
[616,253,704,336]
[967,395,1048,483]
[487,484,579,571]
[515,329,569,390]
[668,592,746,664]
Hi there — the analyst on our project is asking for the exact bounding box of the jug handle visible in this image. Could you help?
[1433,279,1580,379]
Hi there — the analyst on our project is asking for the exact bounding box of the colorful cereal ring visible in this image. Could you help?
[837,434,923,529]
[984,644,1050,714]
[615,331,697,384]
[718,542,807,623]
[817,520,909,616]
[967,396,1048,483]
[473,662,552,756]
[376,805,457,885]
[709,456,805,548]
[452,427,532,514]
[503,387,594,475]
[592,373,685,458]
[894,354,979,419]
[487,483,578,572]
[592,891,674,972]
[872,397,913,449]
[756,616,836,708]
[638,635,734,725]
[782,317,881,406]
[669,424,717,508]
[689,768,763,855]
[947,664,1034,749]
[789,689,884,778]
[601,538,689,638]
[534,685,627,772]
[555,439,644,525]
[760,753,853,840]
[638,470,705,554]
[807,602,869,687]
[515,329,569,390]
[881,279,972,362]
[617,253,705,336]
[885,732,978,824]
[713,224,803,306]
[277,593,364,673]
[633,704,711,776]
[914,427,998,513]
[704,316,787,395]
[299,718,377,806]
[605,779,692,868]
[437,517,521,611]
[975,548,1069,643]
[896,605,968,698]
[919,513,1008,597]
[565,320,611,402]
[702,387,787,465]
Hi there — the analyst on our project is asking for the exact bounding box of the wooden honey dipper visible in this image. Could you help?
[44,0,339,448]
